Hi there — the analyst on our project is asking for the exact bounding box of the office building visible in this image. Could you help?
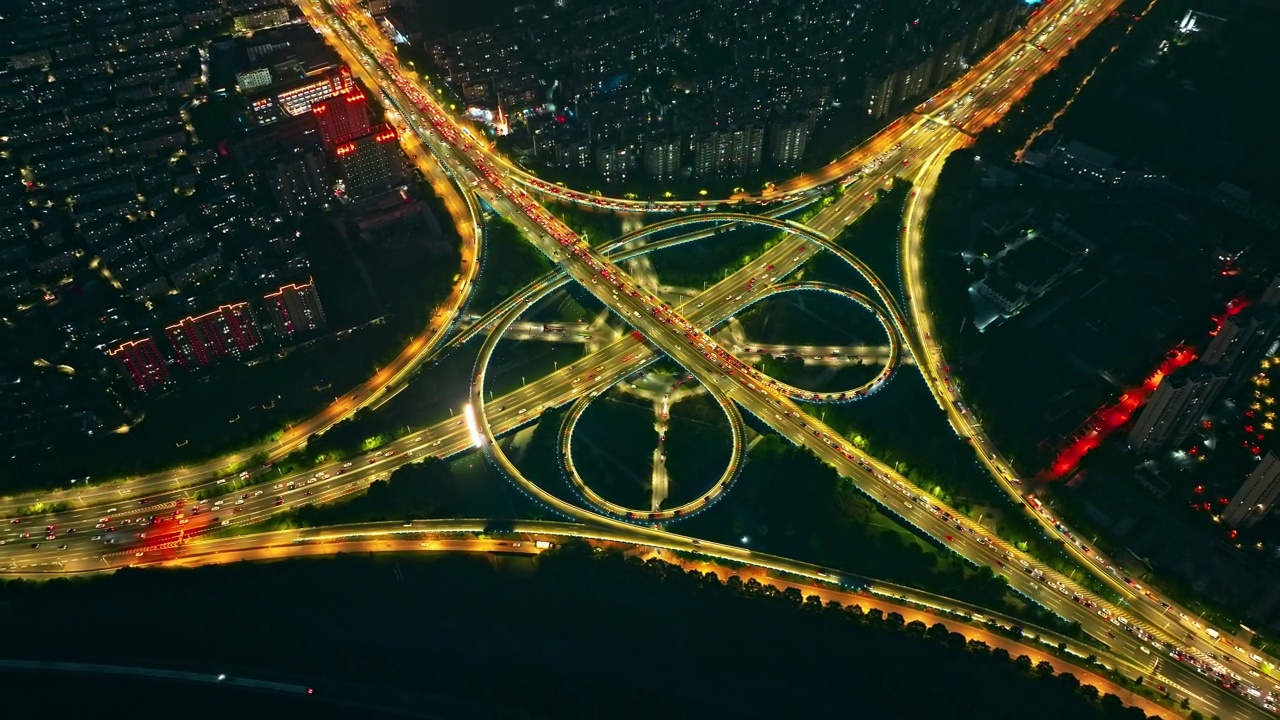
[642,138,682,181]
[334,124,405,198]
[165,303,264,369]
[595,145,634,182]
[1223,452,1280,528]
[863,73,896,120]
[264,279,327,337]
[234,8,290,34]
[312,88,371,149]
[268,144,332,216]
[692,126,764,177]
[107,337,170,392]
[1260,273,1280,307]
[1201,307,1280,370]
[277,67,355,117]
[897,56,938,103]
[236,67,273,93]
[555,138,592,169]
[1128,365,1228,453]
[769,118,810,168]
[249,66,354,124]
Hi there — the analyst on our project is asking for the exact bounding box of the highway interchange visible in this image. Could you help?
[1,0,1273,716]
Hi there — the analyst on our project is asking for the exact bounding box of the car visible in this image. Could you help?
[343,462,353,468]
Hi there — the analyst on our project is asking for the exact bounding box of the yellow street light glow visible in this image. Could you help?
[463,403,484,447]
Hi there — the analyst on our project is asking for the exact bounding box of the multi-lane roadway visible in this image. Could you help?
[0,118,485,519]
[5,0,1273,716]
[303,0,1275,712]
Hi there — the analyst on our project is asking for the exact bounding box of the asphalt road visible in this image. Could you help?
[7,0,1269,716]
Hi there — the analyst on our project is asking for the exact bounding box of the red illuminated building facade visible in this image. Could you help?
[334,123,405,198]
[249,66,355,124]
[107,337,170,392]
[1045,344,1198,478]
[312,88,371,149]
[1041,290,1280,477]
[264,279,327,338]
[165,302,263,368]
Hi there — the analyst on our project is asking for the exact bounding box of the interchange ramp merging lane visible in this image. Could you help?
[6,0,1273,714]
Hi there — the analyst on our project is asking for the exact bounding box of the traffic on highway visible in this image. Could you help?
[3,0,1273,716]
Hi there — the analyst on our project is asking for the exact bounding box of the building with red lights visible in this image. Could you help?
[1128,365,1228,453]
[249,66,354,125]
[312,88,371,149]
[1223,451,1280,528]
[165,303,264,368]
[264,279,327,338]
[107,337,170,392]
[1202,307,1280,371]
[333,123,405,198]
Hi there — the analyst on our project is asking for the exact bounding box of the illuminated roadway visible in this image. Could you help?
[462,177,1269,717]
[894,0,1276,701]
[10,83,1269,720]
[419,71,1270,712]
[559,366,746,522]
[0,81,486,520]
[80,517,1264,716]
[316,0,1106,214]
[3,0,1271,715]
[343,0,1271,705]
